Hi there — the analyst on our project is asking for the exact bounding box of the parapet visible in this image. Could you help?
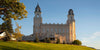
[41,23,67,26]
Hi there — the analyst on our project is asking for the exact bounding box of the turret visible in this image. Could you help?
[67,9,76,43]
[33,4,42,34]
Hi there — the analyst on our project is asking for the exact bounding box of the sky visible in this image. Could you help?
[0,0,100,49]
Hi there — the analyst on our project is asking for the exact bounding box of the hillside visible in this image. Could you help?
[0,41,95,50]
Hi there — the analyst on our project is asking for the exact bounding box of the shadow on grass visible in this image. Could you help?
[0,45,21,50]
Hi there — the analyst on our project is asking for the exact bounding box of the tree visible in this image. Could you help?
[56,38,60,44]
[1,23,11,41]
[72,40,82,45]
[0,19,14,34]
[1,22,7,31]
[6,19,14,34]
[0,0,28,21]
[2,30,11,41]
[46,38,51,43]
[35,35,39,42]
[44,38,47,42]
[63,41,65,44]
[0,25,1,31]
[14,22,23,41]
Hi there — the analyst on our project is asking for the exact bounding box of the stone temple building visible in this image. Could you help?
[22,4,76,43]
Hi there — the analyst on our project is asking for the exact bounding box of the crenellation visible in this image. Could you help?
[23,5,76,44]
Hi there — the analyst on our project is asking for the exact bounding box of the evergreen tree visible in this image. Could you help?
[44,38,47,42]
[46,38,51,43]
[63,41,65,44]
[35,35,39,42]
[56,38,60,44]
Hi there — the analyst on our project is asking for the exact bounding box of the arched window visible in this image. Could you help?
[37,14,39,17]
[37,9,39,11]
[70,16,72,20]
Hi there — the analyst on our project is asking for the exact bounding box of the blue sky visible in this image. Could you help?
[0,0,100,49]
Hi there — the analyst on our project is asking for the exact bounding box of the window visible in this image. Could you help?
[71,17,72,20]
[59,29,61,33]
[37,14,39,17]
[63,29,65,33]
[55,29,57,33]
[47,28,49,32]
[51,28,53,32]
[37,9,39,11]
[43,28,45,33]
[67,29,69,33]
[38,24,40,26]
[36,29,38,32]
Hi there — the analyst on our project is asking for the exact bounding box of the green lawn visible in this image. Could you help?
[0,41,96,50]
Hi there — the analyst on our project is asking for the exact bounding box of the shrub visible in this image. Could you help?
[72,40,82,45]
[18,40,22,42]
[56,39,60,44]
[43,38,47,42]
[46,38,51,43]
[63,41,65,44]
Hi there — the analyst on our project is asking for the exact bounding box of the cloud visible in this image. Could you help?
[89,32,100,39]
[82,32,100,42]
[81,32,100,49]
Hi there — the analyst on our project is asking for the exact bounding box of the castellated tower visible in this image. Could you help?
[32,4,76,43]
[33,4,42,34]
[67,9,76,43]
[22,4,76,43]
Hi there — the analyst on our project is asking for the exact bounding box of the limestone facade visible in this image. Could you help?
[33,4,76,43]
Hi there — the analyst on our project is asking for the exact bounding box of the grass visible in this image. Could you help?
[0,41,96,50]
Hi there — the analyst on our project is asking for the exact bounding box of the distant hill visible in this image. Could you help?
[0,41,96,50]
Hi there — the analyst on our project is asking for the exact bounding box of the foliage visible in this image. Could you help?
[0,41,95,50]
[56,38,60,44]
[72,40,82,45]
[44,38,47,42]
[1,23,11,41]
[0,25,1,31]
[14,22,23,40]
[2,30,11,41]
[6,18,14,34]
[63,41,65,44]
[1,22,7,31]
[46,38,51,43]
[1,19,14,34]
[0,0,28,21]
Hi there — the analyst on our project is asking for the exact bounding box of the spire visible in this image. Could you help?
[35,4,41,13]
[68,9,74,15]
